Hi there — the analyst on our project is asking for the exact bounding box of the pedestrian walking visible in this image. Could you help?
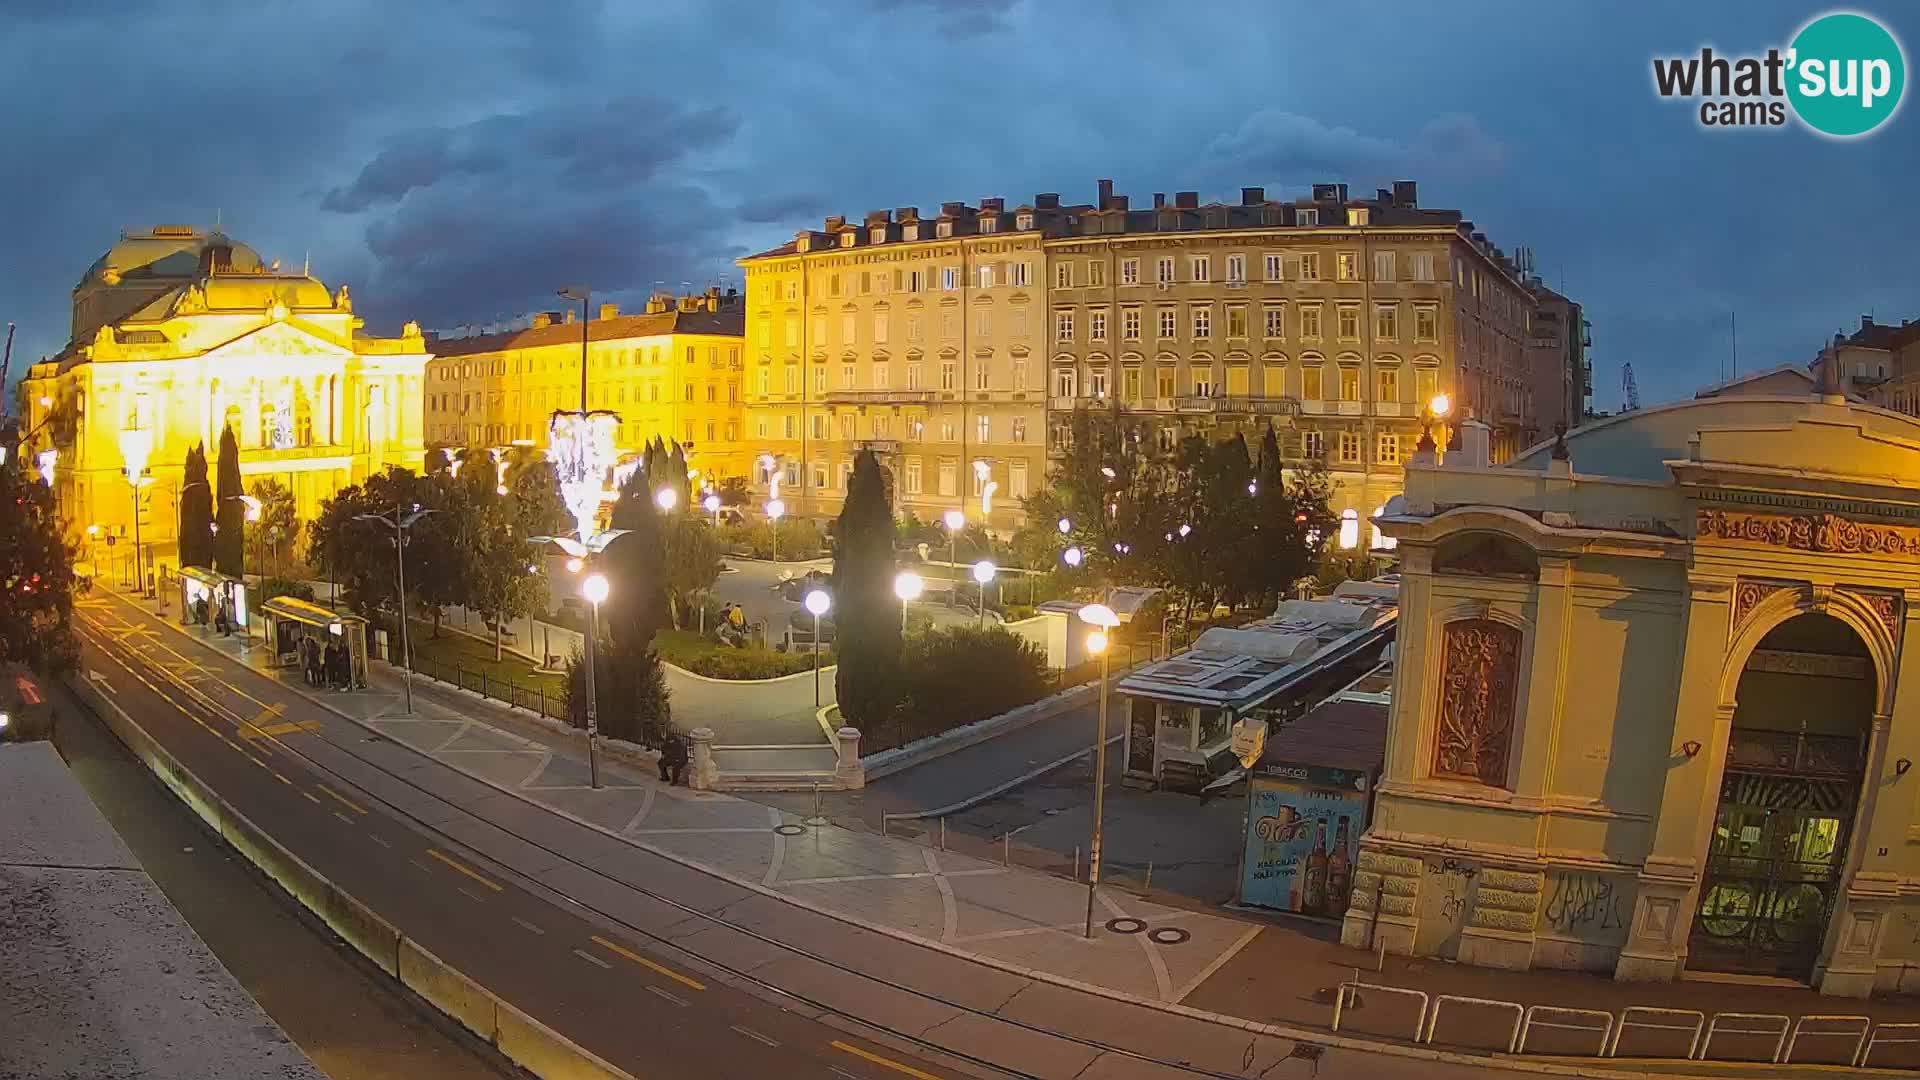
[658,732,688,785]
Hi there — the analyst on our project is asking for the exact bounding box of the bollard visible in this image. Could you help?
[1074,846,1080,882]
[939,817,946,851]
[1002,832,1010,866]
[1144,861,1153,892]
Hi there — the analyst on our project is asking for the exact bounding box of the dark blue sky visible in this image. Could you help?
[2,1,1913,410]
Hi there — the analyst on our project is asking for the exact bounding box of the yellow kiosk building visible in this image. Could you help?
[19,226,429,564]
[1345,372,1920,996]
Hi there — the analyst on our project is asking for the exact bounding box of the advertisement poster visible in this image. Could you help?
[1241,766,1370,917]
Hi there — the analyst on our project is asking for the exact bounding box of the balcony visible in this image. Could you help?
[1172,394,1302,417]
[823,389,935,404]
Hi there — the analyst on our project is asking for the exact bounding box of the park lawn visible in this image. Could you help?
[408,619,565,694]
[655,628,828,680]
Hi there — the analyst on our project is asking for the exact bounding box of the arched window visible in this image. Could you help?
[1370,506,1396,551]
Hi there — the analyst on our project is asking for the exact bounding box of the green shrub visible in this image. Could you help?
[881,624,1049,749]
[654,629,825,679]
[258,576,317,605]
[562,636,671,747]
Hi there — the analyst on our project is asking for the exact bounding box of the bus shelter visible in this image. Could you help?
[176,565,248,633]
[259,596,368,688]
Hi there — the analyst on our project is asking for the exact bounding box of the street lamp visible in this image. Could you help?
[1057,517,1072,535]
[1078,601,1122,938]
[766,497,786,563]
[804,588,831,707]
[703,492,721,526]
[972,560,996,628]
[354,504,438,716]
[655,487,678,513]
[119,428,153,597]
[942,509,965,604]
[581,571,611,789]
[1063,546,1083,568]
[893,570,923,634]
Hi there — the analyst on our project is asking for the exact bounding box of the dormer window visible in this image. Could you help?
[1347,208,1371,226]
[1297,208,1320,227]
[937,220,953,238]
[1016,212,1035,230]
[904,224,920,241]
[840,231,857,248]
[980,216,998,233]
[871,227,887,244]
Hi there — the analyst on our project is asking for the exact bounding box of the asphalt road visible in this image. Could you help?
[72,603,961,1080]
[49,679,524,1080]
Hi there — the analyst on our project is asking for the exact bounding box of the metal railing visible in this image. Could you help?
[404,650,569,726]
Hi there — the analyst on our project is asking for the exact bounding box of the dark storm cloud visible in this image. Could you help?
[1203,111,1508,190]
[736,193,832,224]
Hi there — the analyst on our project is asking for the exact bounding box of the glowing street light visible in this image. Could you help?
[655,487,679,512]
[580,571,612,789]
[972,560,996,628]
[565,556,584,574]
[893,571,923,633]
[1178,523,1192,538]
[804,588,832,707]
[1057,517,1072,535]
[1077,602,1122,938]
[1429,393,1451,418]
[703,492,722,526]
[1063,546,1083,568]
[119,428,153,597]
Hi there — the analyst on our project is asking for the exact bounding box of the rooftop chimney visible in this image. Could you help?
[531,313,554,329]
[598,302,620,321]
[1241,186,1265,206]
[1174,191,1199,209]
[1153,192,1166,209]
[564,309,576,324]
[1035,193,1060,210]
[1863,314,1876,331]
[1392,180,1418,207]
[1112,194,1129,211]
[1097,178,1114,209]
[824,215,846,231]
[865,209,891,225]
[980,197,1004,214]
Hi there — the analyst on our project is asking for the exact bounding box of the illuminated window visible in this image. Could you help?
[1338,508,1360,548]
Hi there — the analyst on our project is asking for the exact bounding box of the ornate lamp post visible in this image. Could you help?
[530,530,631,789]
[893,571,922,634]
[942,509,964,605]
[972,560,996,627]
[118,428,153,596]
[549,284,619,544]
[1078,601,1121,937]
[354,505,437,715]
[804,588,831,707]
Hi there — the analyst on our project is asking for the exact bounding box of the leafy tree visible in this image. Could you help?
[889,624,1047,748]
[507,458,572,540]
[662,518,722,629]
[0,461,79,673]
[178,443,213,569]
[562,631,670,747]
[832,450,902,728]
[245,477,298,577]
[561,465,675,743]
[716,475,752,507]
[424,446,452,475]
[213,425,244,577]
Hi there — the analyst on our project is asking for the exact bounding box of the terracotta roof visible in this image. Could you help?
[429,306,743,359]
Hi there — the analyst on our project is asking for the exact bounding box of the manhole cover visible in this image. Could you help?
[773,824,806,836]
[1105,917,1147,934]
[1147,927,1191,945]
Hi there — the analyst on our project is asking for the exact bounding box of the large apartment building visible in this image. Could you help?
[740,180,1557,529]
[423,288,751,481]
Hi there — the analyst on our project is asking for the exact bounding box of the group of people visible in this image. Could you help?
[299,633,354,690]
[714,602,751,647]
[190,591,236,636]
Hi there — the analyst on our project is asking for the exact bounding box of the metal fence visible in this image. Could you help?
[405,651,570,726]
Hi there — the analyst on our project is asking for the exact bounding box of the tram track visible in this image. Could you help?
[75,602,1309,1080]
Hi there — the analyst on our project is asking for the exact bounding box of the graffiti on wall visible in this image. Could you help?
[1541,871,1633,944]
[1414,856,1478,960]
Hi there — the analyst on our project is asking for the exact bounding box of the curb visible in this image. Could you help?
[66,667,638,1080]
[862,676,1104,781]
[885,732,1125,822]
[112,595,1738,1080]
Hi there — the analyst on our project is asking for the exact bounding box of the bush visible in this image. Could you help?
[717,518,827,561]
[258,576,316,605]
[563,636,671,747]
[880,624,1049,750]
[654,629,824,679]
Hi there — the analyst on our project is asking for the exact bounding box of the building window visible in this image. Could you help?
[1011,262,1031,287]
[1009,461,1028,498]
[784,415,796,438]
[1157,308,1177,339]
[942,267,960,291]
[1090,309,1107,342]
[1373,251,1395,282]
[1191,307,1211,339]
[843,363,857,389]
[980,215,998,234]
[977,264,995,289]
[1189,256,1210,283]
[1188,366,1213,397]
[1012,359,1027,390]
[1225,254,1245,284]
[784,318,800,347]
[1303,429,1324,458]
[971,461,992,497]
[873,363,889,389]
[1050,367,1075,400]
[1011,310,1028,337]
[976,362,990,390]
[1377,367,1399,403]
[1056,263,1073,288]
[1416,367,1438,405]
[1011,416,1027,443]
[841,314,856,343]
[1337,252,1359,281]
[1152,257,1173,284]
[1087,260,1105,287]
[907,317,922,342]
[812,320,827,347]
[1337,431,1361,464]
[976,309,992,337]
[1297,208,1320,227]
[1263,253,1283,281]
[1152,366,1173,400]
[939,460,957,496]
[1339,366,1360,401]
[1415,306,1439,342]
[1121,258,1139,285]
[906,459,923,493]
[874,314,889,344]
[1226,306,1248,339]
[941,362,956,390]
[1411,253,1436,282]
[873,416,891,438]
[1264,306,1285,339]
[1300,304,1322,340]
[1055,311,1075,343]
[976,414,991,444]
[1089,367,1109,398]
[940,420,956,441]
[1375,304,1399,342]
[814,366,827,394]
[1302,365,1324,400]
[940,312,957,340]
[1377,430,1400,465]
[841,414,856,439]
[1337,305,1361,342]
[812,461,828,489]
[907,362,923,390]
[1299,253,1321,281]
[1122,308,1141,341]
[812,414,827,439]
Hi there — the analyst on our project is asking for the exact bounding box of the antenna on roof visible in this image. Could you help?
[303,251,310,277]
[215,208,222,228]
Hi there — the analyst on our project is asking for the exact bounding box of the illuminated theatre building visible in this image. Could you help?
[20,226,428,557]
[1344,370,1920,996]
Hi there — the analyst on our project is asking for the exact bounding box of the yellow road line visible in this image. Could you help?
[272,772,294,785]
[590,934,706,991]
[316,784,368,816]
[830,1041,944,1080]
[425,847,503,892]
[300,790,324,806]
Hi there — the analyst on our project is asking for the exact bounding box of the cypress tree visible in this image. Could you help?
[832,449,902,728]
[179,444,214,569]
[213,425,245,576]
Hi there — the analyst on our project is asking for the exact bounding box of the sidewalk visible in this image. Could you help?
[119,590,1920,1069]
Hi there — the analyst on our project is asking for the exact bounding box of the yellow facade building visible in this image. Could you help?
[1344,373,1920,997]
[741,180,1555,530]
[20,226,428,563]
[423,289,748,482]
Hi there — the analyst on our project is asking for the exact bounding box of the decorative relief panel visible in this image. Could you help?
[1733,578,1801,632]
[1840,587,1902,642]
[1433,619,1522,786]
[1746,649,1872,679]
[1698,508,1920,559]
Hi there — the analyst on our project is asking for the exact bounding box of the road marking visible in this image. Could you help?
[410,859,434,874]
[510,916,546,936]
[647,985,688,1007]
[456,886,488,903]
[316,785,368,815]
[300,790,324,806]
[425,847,504,892]
[242,752,270,769]
[271,771,293,785]
[369,834,392,848]
[589,934,706,991]
[572,948,613,969]
[831,1041,944,1080]
[830,1068,863,1080]
[332,811,356,826]
[729,1023,778,1046]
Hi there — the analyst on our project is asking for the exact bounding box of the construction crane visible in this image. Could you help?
[1621,362,1641,412]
